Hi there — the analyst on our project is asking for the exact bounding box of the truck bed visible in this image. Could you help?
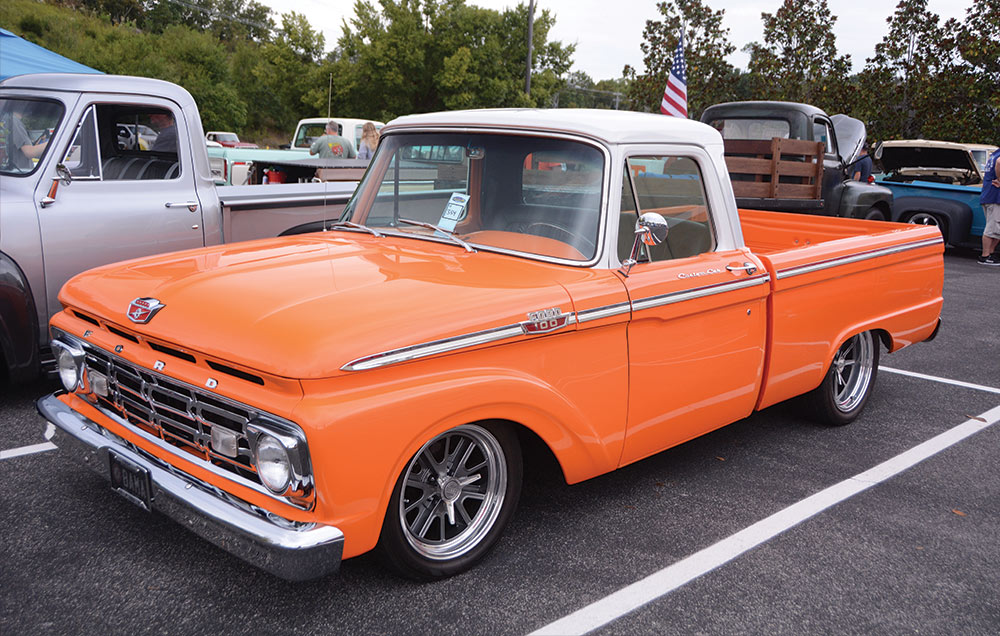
[739,208,944,410]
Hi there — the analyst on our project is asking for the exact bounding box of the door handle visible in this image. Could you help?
[165,201,199,212]
[726,262,758,275]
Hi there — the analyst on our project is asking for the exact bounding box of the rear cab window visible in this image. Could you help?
[707,118,790,141]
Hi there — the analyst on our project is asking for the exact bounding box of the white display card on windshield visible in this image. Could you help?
[438,193,470,233]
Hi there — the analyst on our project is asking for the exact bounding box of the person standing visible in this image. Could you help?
[309,121,356,158]
[357,122,379,160]
[853,143,873,182]
[979,146,1000,266]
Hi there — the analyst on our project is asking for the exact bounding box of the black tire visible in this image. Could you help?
[806,331,880,426]
[378,422,522,580]
[863,207,887,221]
[904,212,947,240]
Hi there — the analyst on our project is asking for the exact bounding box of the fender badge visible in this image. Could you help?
[522,307,569,335]
[127,297,165,324]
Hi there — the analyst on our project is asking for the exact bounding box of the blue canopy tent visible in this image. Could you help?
[0,28,103,80]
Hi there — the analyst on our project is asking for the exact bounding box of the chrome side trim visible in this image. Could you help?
[37,394,343,582]
[631,275,771,313]
[576,302,632,323]
[342,323,527,371]
[775,238,943,280]
[343,276,771,372]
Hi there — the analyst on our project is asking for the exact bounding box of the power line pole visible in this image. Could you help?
[525,0,535,95]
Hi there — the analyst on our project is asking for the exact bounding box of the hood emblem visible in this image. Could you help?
[521,307,569,335]
[127,297,165,324]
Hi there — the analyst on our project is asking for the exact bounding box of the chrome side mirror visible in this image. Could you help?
[41,164,74,208]
[56,162,72,185]
[637,212,668,246]
[619,212,668,277]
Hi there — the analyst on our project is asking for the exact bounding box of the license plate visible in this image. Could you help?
[109,451,152,511]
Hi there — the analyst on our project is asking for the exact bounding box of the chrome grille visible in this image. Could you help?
[84,346,261,486]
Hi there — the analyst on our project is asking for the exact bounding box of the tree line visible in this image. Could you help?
[622,0,998,144]
[2,0,996,145]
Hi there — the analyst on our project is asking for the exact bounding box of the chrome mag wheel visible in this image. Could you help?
[398,424,508,561]
[832,331,876,413]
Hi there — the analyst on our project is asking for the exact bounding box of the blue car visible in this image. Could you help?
[875,139,996,248]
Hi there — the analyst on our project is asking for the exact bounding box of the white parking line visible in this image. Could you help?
[532,399,1000,634]
[880,366,1000,395]
[0,424,57,460]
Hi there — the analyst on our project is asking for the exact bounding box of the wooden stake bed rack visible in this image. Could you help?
[724,137,825,201]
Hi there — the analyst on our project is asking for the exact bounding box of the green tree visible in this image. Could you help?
[141,0,274,43]
[623,0,737,117]
[742,0,851,109]
[856,0,958,141]
[77,0,145,24]
[954,6,1000,142]
[323,0,574,121]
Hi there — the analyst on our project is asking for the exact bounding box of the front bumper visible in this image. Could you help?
[37,393,344,581]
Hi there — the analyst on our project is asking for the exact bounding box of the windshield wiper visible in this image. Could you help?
[326,221,383,238]
[398,218,475,253]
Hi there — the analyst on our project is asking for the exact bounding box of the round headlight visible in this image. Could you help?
[255,434,291,494]
[55,344,81,392]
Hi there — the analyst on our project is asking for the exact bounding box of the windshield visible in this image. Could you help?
[342,132,605,262]
[295,123,327,148]
[0,97,65,176]
[217,132,239,143]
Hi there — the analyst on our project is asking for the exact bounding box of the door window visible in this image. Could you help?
[62,104,181,181]
[618,156,715,263]
[813,119,836,155]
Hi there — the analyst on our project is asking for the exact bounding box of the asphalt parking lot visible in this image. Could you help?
[2,248,998,635]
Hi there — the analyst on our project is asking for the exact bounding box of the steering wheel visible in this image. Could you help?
[523,222,596,255]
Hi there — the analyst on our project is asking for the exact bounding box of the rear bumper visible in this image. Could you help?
[36,393,344,581]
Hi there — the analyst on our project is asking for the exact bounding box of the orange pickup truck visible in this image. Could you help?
[37,110,943,581]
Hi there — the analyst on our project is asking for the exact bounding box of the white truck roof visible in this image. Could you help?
[0,73,197,109]
[385,108,724,149]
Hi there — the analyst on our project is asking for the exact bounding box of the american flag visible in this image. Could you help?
[660,33,687,118]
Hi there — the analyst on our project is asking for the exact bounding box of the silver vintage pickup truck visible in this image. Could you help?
[0,73,356,384]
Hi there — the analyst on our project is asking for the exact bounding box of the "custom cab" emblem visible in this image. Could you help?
[127,297,165,324]
[521,307,569,335]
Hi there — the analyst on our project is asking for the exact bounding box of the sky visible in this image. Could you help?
[262,1,974,81]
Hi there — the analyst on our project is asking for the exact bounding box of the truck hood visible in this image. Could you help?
[831,114,866,165]
[877,142,979,175]
[58,234,577,379]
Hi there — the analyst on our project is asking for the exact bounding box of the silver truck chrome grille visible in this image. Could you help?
[84,347,262,486]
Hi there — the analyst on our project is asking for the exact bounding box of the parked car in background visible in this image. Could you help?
[701,101,893,221]
[874,139,991,248]
[965,143,998,175]
[286,117,385,154]
[38,108,943,582]
[206,130,258,149]
[0,73,356,385]
[116,123,156,151]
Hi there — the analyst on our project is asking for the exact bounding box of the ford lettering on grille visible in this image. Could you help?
[84,346,262,486]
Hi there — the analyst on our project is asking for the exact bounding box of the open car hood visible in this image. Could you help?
[876,143,980,175]
[831,114,866,165]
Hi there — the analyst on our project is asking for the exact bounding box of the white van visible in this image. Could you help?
[289,117,385,154]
